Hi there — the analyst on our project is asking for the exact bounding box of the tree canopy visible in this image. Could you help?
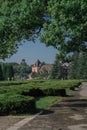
[0,0,47,59]
[0,0,87,59]
[41,0,87,59]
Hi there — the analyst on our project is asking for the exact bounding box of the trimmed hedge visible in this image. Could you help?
[21,80,81,97]
[22,88,66,97]
[0,80,81,115]
[43,88,66,96]
[0,80,81,95]
[0,81,28,86]
[0,93,36,115]
[22,88,45,97]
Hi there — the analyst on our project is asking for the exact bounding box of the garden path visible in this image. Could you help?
[18,82,87,130]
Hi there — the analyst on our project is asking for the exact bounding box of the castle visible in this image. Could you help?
[32,59,52,73]
[32,60,42,73]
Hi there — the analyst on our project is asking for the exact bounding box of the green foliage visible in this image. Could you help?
[0,80,81,96]
[0,79,81,115]
[2,63,14,80]
[41,0,87,58]
[69,52,87,79]
[39,70,49,79]
[0,80,28,86]
[11,60,31,80]
[0,0,47,59]
[31,72,39,79]
[0,64,3,80]
[36,96,62,110]
[0,0,87,59]
[77,52,87,79]
[69,52,79,79]
[31,71,49,79]
[50,59,62,79]
[0,93,36,115]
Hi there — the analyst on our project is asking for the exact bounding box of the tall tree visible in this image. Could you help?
[0,0,87,59]
[0,64,3,80]
[0,0,47,59]
[8,64,14,80]
[2,63,14,80]
[15,61,31,80]
[41,0,87,57]
[69,52,87,79]
[51,59,61,79]
[69,52,79,79]
[77,52,87,79]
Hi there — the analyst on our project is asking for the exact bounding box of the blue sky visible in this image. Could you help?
[1,39,58,65]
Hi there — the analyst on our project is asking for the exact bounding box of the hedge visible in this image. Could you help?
[22,88,66,97]
[0,93,36,115]
[0,81,28,86]
[0,80,81,97]
[0,80,81,115]
[22,80,81,97]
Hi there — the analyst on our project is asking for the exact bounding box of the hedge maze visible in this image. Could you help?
[0,80,81,115]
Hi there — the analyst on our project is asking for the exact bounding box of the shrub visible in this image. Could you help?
[22,88,45,97]
[0,93,36,115]
[39,88,66,96]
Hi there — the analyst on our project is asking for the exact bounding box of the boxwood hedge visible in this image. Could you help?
[21,80,81,97]
[0,93,36,115]
[0,80,81,115]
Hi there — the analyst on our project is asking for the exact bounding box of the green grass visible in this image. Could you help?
[66,88,73,95]
[36,96,62,110]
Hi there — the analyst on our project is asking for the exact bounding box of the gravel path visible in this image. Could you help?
[0,82,87,130]
[0,116,25,130]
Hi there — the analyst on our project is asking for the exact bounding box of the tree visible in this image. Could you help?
[20,59,27,66]
[0,64,3,80]
[41,0,87,58]
[0,0,87,59]
[50,59,62,79]
[0,0,47,59]
[69,52,87,79]
[69,52,79,79]
[2,63,14,80]
[77,52,87,79]
[14,61,31,80]
[8,64,14,80]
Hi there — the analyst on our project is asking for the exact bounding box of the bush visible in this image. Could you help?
[0,93,36,115]
[22,88,66,97]
[22,88,45,97]
[21,80,81,97]
[0,81,28,86]
[40,88,66,96]
[0,80,81,115]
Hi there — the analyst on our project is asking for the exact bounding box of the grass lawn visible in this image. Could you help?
[36,96,62,110]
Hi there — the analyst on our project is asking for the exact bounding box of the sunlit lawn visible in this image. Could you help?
[36,96,62,110]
